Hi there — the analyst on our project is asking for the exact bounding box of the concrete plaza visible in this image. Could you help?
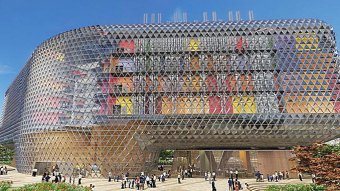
[0,169,312,191]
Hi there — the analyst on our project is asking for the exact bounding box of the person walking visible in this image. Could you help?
[152,174,157,187]
[212,180,217,191]
[275,171,278,182]
[228,178,233,191]
[124,175,128,188]
[298,172,303,181]
[181,170,184,180]
[146,176,150,187]
[108,171,112,182]
[58,173,62,183]
[312,173,316,183]
[177,173,181,184]
[234,184,239,191]
[286,171,290,179]
[140,175,145,190]
[234,180,240,191]
[235,169,238,180]
[208,171,212,184]
[136,176,140,190]
[255,171,261,182]
[230,169,233,179]
[78,174,82,185]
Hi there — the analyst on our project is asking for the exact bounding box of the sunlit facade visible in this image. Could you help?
[0,19,339,176]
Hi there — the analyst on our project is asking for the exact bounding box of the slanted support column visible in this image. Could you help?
[205,151,217,172]
[218,151,233,171]
[187,151,192,165]
[239,151,252,173]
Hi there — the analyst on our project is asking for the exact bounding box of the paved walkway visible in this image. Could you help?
[0,170,312,191]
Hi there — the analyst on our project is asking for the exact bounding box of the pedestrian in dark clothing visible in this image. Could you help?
[228,178,233,191]
[108,172,112,182]
[177,174,181,184]
[212,181,217,191]
[298,172,303,181]
[131,178,135,188]
[58,173,62,183]
[78,175,82,185]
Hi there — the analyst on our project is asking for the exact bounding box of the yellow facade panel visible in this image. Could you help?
[188,39,200,51]
[295,33,319,51]
[233,96,256,114]
[116,97,133,114]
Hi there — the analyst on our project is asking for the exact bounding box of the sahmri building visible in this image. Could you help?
[1,19,339,176]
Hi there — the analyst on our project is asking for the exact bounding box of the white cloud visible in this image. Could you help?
[0,65,12,74]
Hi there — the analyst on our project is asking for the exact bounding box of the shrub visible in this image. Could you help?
[12,182,91,191]
[0,144,14,165]
[0,181,11,191]
[266,184,326,191]
[158,159,173,165]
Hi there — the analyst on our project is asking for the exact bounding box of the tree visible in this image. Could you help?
[0,144,14,165]
[158,150,174,165]
[159,150,174,160]
[291,142,340,190]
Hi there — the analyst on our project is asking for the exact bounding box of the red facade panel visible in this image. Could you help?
[119,40,135,53]
[209,96,233,114]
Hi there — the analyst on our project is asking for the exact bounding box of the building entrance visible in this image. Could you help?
[170,150,295,178]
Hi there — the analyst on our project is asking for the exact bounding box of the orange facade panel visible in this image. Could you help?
[307,102,335,113]
[297,53,333,70]
[230,74,254,91]
[108,76,133,93]
[284,96,335,113]
[190,56,200,70]
[174,97,206,114]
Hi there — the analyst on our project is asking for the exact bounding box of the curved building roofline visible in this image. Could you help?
[36,18,331,51]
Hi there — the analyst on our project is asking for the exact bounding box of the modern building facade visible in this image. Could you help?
[0,19,339,176]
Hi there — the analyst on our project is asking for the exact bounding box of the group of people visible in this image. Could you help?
[254,170,290,182]
[266,171,290,182]
[204,169,244,191]
[204,171,217,183]
[0,166,8,175]
[88,184,96,191]
[111,172,159,190]
[226,169,244,191]
[227,177,244,191]
[41,164,83,185]
[42,172,67,183]
[177,167,194,184]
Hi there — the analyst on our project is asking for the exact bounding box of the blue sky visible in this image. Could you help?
[0,0,340,112]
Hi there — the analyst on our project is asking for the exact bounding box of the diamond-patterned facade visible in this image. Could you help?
[0,19,339,176]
